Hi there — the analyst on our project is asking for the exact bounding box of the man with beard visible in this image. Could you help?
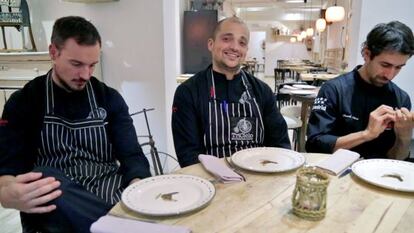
[306,21,414,160]
[0,16,151,232]
[172,17,290,167]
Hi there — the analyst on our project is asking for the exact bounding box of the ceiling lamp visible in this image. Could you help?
[306,27,314,36]
[316,18,326,32]
[300,30,307,38]
[290,37,297,43]
[315,0,326,32]
[325,1,345,22]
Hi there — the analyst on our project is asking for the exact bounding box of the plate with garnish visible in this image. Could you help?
[351,159,414,192]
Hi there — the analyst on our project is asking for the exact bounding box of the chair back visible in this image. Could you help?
[280,105,302,119]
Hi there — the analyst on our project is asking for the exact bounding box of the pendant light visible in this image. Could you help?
[326,0,345,22]
[305,0,314,37]
[315,0,326,32]
[306,28,314,36]
[300,30,307,38]
[316,18,326,32]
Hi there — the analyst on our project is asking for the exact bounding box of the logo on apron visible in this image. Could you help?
[231,117,255,141]
[88,107,107,120]
[239,91,250,104]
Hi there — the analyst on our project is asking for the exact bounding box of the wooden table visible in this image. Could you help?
[109,154,414,233]
[300,73,339,82]
[176,74,193,84]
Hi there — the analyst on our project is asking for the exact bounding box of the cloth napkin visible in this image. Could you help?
[316,149,361,176]
[90,215,191,233]
[198,154,243,183]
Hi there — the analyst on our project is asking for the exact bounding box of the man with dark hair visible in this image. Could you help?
[172,17,290,167]
[306,21,414,160]
[0,16,151,232]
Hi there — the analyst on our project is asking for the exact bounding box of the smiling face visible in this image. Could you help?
[360,48,409,87]
[208,19,249,79]
[49,38,100,92]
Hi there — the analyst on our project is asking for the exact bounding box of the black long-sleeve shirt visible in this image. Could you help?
[172,66,291,167]
[306,66,411,158]
[0,74,151,184]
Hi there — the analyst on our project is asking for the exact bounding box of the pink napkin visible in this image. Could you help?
[316,149,361,175]
[198,154,243,183]
[90,215,191,233]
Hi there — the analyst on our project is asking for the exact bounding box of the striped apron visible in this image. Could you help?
[35,74,123,205]
[204,69,265,157]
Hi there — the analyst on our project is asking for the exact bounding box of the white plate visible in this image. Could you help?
[231,147,306,173]
[292,84,317,90]
[351,159,414,192]
[283,85,299,90]
[122,174,215,216]
[290,90,316,95]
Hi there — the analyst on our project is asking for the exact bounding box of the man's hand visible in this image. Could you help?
[393,108,414,139]
[0,172,62,214]
[363,105,396,140]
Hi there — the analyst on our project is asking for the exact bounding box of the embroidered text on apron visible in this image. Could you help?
[36,74,123,204]
[203,69,265,157]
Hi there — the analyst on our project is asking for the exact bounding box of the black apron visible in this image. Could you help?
[203,69,265,157]
[35,74,123,205]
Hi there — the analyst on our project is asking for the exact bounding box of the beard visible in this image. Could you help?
[52,68,87,93]
[370,75,389,87]
[216,60,242,74]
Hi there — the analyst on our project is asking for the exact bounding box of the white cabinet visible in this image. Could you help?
[0,52,51,115]
[0,51,103,115]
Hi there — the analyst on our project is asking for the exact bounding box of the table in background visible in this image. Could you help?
[176,74,193,84]
[300,73,339,81]
[300,73,339,84]
[109,154,414,233]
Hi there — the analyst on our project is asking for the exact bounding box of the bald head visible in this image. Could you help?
[211,17,250,42]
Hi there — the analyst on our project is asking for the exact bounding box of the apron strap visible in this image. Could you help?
[85,81,99,118]
[240,70,253,100]
[46,72,54,114]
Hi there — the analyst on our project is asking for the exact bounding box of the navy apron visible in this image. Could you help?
[203,69,265,157]
[35,74,123,205]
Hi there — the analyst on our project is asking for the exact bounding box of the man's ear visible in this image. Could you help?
[49,44,58,60]
[207,38,214,52]
[362,47,371,62]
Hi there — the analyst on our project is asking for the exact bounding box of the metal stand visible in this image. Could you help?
[130,108,164,175]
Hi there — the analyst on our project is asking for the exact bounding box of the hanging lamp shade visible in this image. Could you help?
[290,37,297,43]
[316,18,326,32]
[325,5,345,22]
[306,28,314,37]
[300,30,307,38]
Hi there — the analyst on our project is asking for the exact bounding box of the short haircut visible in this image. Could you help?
[211,16,249,41]
[361,21,414,58]
[51,16,101,49]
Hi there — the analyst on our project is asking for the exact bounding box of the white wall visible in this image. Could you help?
[246,31,265,63]
[25,0,179,156]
